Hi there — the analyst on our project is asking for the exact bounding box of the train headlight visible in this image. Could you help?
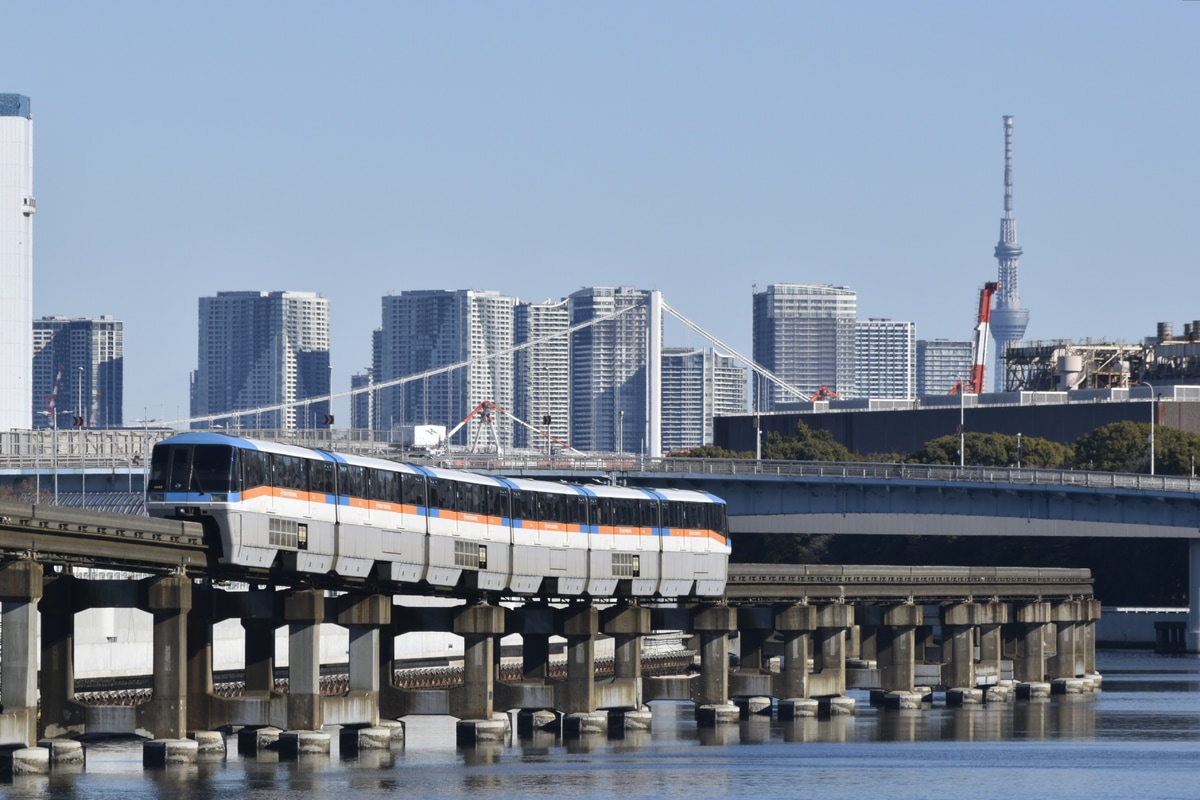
[210,493,228,502]
[148,493,164,502]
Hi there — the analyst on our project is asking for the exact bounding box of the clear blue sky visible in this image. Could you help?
[4,2,1198,424]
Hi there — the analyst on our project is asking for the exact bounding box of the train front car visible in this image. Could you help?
[648,487,730,597]
[145,433,339,575]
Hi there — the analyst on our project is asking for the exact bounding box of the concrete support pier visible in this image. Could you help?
[692,604,739,724]
[336,593,391,727]
[810,604,853,700]
[603,603,653,727]
[558,604,599,723]
[452,603,506,743]
[876,603,923,694]
[284,588,325,731]
[774,603,817,705]
[137,573,192,739]
[0,559,43,748]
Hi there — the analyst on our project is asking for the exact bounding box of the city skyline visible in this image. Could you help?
[4,4,1199,424]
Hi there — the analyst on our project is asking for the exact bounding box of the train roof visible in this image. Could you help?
[155,432,331,461]
[497,476,588,495]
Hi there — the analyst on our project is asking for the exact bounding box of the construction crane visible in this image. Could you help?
[811,385,842,401]
[949,281,1000,395]
[446,400,580,456]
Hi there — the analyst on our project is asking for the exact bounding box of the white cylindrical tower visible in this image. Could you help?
[0,94,34,432]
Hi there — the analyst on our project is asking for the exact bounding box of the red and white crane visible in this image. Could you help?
[949,281,1000,395]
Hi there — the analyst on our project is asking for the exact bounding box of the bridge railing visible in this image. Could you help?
[3,428,1198,496]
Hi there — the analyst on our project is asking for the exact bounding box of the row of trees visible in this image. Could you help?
[680,421,1199,605]
[684,420,1200,476]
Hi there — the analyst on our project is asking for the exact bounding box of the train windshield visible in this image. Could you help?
[149,444,239,494]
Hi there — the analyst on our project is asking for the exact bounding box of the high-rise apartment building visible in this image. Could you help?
[855,319,916,400]
[0,94,34,431]
[32,316,123,428]
[916,339,973,396]
[350,328,383,431]
[513,299,570,450]
[661,347,746,451]
[191,291,330,429]
[568,286,650,453]
[752,284,856,410]
[379,289,516,449]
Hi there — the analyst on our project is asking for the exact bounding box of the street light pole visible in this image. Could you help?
[959,381,966,468]
[1017,432,1022,469]
[1145,381,1156,476]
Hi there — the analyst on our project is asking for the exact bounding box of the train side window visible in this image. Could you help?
[461,483,486,515]
[373,470,396,502]
[639,500,660,529]
[588,497,602,527]
[615,498,637,526]
[311,461,335,495]
[539,492,566,524]
[486,486,510,518]
[148,446,170,491]
[568,496,587,526]
[511,490,535,521]
[428,478,456,511]
[242,450,267,491]
[662,501,679,529]
[401,473,427,507]
[337,464,365,498]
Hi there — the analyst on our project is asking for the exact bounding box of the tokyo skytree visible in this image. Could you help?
[989,115,1029,391]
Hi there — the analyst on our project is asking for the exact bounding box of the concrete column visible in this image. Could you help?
[877,604,922,693]
[284,588,325,731]
[603,604,651,683]
[1013,601,1051,684]
[0,560,43,746]
[559,604,598,714]
[1048,601,1082,680]
[186,590,216,733]
[736,606,774,671]
[774,604,816,700]
[452,603,506,720]
[940,603,977,690]
[692,604,738,707]
[38,576,86,740]
[811,604,853,698]
[243,620,278,695]
[338,594,391,695]
[1082,599,1101,675]
[518,604,555,681]
[138,573,193,740]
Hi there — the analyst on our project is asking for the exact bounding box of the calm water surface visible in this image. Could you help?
[7,651,1200,800]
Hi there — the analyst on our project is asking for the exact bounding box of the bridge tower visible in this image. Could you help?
[989,115,1030,391]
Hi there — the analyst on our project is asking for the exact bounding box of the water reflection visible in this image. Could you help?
[3,653,1199,800]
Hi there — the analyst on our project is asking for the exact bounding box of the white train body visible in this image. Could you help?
[145,433,730,598]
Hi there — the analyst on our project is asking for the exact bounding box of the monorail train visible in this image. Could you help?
[145,433,729,597]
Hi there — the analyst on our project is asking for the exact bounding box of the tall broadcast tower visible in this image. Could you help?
[989,115,1029,391]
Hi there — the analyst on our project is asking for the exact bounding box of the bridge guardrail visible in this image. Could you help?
[3,429,1198,496]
